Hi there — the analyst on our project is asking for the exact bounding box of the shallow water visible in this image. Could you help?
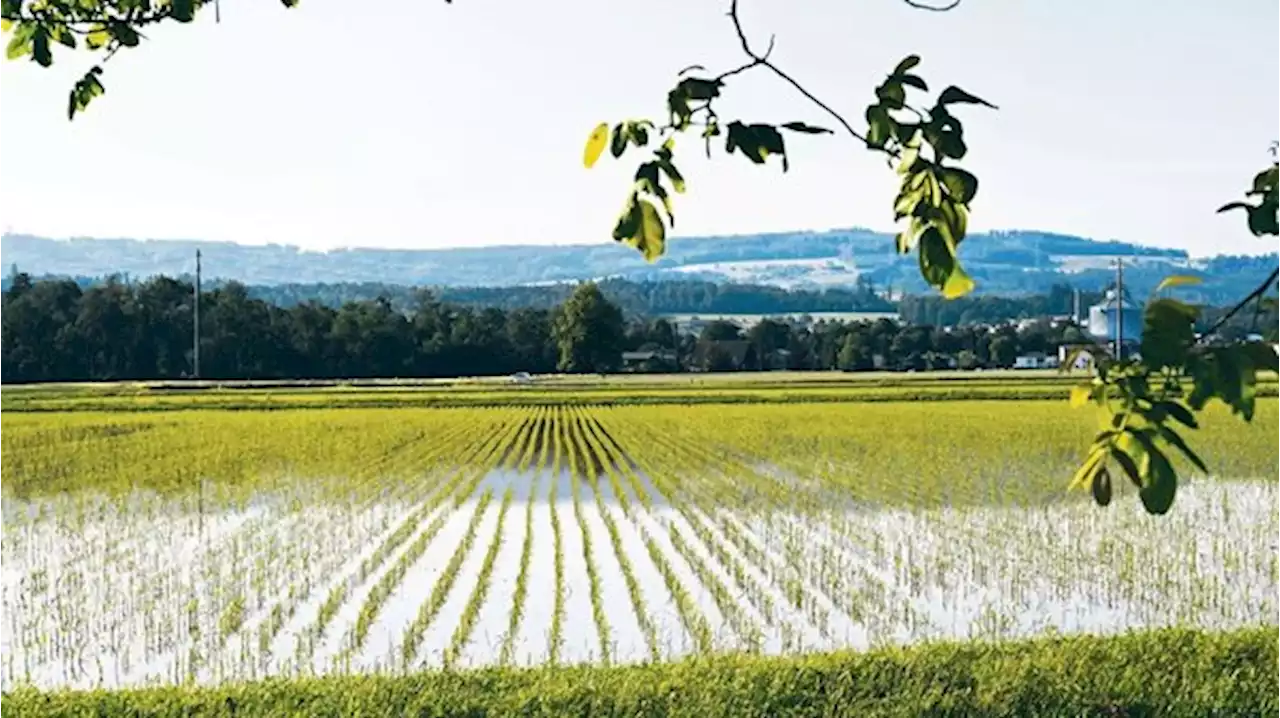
[3,474,1275,690]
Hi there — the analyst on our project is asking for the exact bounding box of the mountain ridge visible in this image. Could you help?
[2,229,1271,302]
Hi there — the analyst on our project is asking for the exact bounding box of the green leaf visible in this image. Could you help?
[1138,444,1177,515]
[1156,424,1208,474]
[583,123,609,169]
[725,122,787,171]
[53,26,75,49]
[609,123,627,159]
[1247,201,1279,235]
[675,77,723,102]
[667,89,693,129]
[899,74,928,92]
[172,0,196,22]
[937,167,978,204]
[875,80,906,110]
[1091,466,1113,507]
[1252,164,1278,194]
[67,66,106,121]
[937,197,968,248]
[1216,201,1250,214]
[30,24,50,66]
[281,0,301,7]
[633,161,662,197]
[1140,297,1198,370]
[1068,446,1107,490]
[865,105,892,150]
[622,199,666,262]
[891,55,921,75]
[941,262,975,299]
[5,26,30,60]
[658,159,686,194]
[85,26,111,50]
[917,225,972,297]
[1154,274,1203,292]
[0,18,10,32]
[611,193,640,241]
[780,122,833,135]
[1110,444,1143,490]
[110,23,140,48]
[937,85,997,108]
[1153,400,1198,429]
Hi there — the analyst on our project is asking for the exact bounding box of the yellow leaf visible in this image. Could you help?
[1068,448,1106,491]
[1155,274,1202,292]
[623,199,666,262]
[1069,384,1092,409]
[583,123,609,169]
[941,263,975,299]
[1,19,12,32]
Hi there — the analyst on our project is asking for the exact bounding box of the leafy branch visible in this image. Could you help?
[584,0,994,298]
[1066,156,1280,514]
[1,0,300,119]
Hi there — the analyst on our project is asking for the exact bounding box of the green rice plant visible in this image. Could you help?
[547,488,566,663]
[640,528,713,654]
[563,413,612,665]
[667,524,763,652]
[400,489,495,667]
[443,487,515,669]
[567,407,659,661]
[498,479,536,667]
[327,415,529,666]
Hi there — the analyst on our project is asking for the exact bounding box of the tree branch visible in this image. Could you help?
[724,0,871,147]
[1204,268,1279,337]
[901,0,963,11]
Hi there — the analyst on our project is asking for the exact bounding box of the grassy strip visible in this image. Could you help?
[14,380,1277,413]
[6,627,1273,717]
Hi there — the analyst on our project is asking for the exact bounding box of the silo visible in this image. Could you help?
[1087,289,1143,344]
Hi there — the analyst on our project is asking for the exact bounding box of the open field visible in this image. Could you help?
[5,369,1277,413]
[2,384,1277,704]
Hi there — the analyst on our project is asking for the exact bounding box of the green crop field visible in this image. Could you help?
[2,375,1277,715]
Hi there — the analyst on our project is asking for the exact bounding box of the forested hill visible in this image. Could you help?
[6,229,1270,301]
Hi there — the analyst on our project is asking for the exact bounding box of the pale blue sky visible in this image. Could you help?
[0,0,1276,256]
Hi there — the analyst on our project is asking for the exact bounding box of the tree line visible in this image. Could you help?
[2,272,1176,384]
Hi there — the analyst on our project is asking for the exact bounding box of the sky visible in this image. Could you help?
[0,0,1276,257]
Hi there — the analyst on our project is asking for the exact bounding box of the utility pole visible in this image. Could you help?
[193,249,202,379]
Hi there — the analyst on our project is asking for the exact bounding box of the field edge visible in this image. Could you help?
[4,626,1275,717]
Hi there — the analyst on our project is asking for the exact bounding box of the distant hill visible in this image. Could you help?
[2,229,1273,302]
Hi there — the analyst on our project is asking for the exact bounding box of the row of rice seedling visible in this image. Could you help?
[591,410,831,651]
[443,487,515,668]
[332,413,535,671]
[3,396,1275,691]
[296,411,524,672]
[0,414,460,691]
[563,409,661,661]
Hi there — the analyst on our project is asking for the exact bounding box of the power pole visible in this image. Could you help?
[193,250,202,379]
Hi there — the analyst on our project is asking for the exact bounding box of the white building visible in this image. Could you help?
[1087,288,1143,345]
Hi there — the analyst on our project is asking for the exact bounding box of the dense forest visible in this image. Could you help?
[3,273,1272,384]
[0,274,1075,383]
